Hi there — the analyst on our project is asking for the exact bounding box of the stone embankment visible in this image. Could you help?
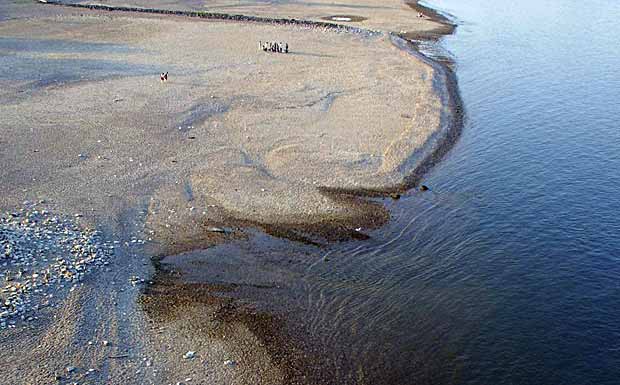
[40,0,381,37]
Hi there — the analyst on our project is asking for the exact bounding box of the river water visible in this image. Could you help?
[294,1,620,384]
[155,1,620,383]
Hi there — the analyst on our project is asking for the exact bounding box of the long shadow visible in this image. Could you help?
[0,38,160,103]
[286,51,336,58]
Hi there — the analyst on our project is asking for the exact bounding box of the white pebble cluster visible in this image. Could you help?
[0,202,113,329]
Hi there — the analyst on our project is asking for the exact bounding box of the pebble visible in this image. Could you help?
[183,351,196,359]
[223,360,236,367]
[0,204,113,329]
[129,276,144,286]
[206,227,230,234]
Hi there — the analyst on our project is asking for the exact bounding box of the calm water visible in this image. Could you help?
[296,0,620,384]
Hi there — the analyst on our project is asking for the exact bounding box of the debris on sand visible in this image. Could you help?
[0,203,113,329]
[205,226,232,234]
[129,275,145,286]
[224,359,237,367]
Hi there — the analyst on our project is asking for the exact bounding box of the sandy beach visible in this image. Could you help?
[0,0,459,383]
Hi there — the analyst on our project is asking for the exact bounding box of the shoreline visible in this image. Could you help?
[319,31,463,198]
[405,0,457,37]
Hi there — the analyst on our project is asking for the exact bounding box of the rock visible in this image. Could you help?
[103,340,110,346]
[390,193,401,200]
[223,360,236,367]
[206,227,227,234]
[66,366,76,373]
[420,185,429,191]
[183,351,196,359]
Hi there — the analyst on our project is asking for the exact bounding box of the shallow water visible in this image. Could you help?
[295,0,620,383]
[149,0,620,383]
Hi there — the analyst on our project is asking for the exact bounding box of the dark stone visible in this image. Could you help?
[43,0,381,38]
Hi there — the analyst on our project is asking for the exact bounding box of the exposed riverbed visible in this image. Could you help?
[0,1,458,383]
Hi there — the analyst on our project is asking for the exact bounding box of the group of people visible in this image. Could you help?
[259,41,289,54]
[160,72,168,82]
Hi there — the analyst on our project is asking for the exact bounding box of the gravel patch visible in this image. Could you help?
[0,202,114,329]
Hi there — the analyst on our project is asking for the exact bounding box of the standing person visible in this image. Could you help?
[160,72,165,82]
[285,43,289,53]
[164,72,168,81]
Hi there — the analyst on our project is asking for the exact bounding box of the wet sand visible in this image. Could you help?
[0,0,459,383]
